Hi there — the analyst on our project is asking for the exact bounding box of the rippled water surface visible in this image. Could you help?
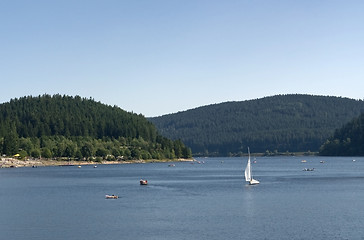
[1,156,364,240]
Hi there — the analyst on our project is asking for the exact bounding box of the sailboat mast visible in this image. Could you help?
[248,147,252,178]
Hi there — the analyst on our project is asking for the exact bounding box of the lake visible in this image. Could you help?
[1,156,364,240]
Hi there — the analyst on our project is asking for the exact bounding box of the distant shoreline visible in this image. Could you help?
[0,157,194,168]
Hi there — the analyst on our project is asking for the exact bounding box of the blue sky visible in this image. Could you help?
[1,0,363,117]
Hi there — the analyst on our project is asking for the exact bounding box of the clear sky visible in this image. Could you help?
[1,0,363,117]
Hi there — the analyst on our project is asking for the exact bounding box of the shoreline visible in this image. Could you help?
[0,157,194,168]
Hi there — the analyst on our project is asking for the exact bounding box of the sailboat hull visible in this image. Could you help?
[249,179,260,185]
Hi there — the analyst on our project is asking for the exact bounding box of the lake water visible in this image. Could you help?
[1,156,364,240]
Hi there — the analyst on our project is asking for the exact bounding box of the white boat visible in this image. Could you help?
[245,147,260,185]
[140,179,148,185]
[105,194,118,199]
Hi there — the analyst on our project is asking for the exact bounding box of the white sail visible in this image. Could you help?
[245,147,259,185]
[245,151,252,182]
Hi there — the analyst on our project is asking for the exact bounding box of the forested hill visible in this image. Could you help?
[149,94,364,156]
[319,112,364,156]
[0,95,191,160]
[0,94,155,140]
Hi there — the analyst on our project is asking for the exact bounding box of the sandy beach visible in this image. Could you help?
[0,157,194,168]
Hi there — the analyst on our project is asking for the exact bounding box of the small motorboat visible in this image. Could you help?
[140,179,148,185]
[303,168,315,171]
[105,194,118,199]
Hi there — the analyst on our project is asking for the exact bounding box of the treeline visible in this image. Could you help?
[149,94,364,156]
[0,95,192,160]
[319,112,364,156]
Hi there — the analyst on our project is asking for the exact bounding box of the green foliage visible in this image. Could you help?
[31,149,41,158]
[0,95,191,160]
[319,113,364,156]
[81,143,94,159]
[41,148,53,158]
[149,94,364,156]
[3,129,19,155]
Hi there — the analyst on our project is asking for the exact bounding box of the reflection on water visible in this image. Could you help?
[242,184,258,218]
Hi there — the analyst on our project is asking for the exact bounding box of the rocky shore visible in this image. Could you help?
[0,157,194,168]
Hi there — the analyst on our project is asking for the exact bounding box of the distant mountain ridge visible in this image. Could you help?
[149,94,364,155]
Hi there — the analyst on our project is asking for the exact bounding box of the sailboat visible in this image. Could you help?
[245,147,260,185]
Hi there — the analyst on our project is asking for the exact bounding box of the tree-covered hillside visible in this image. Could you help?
[0,94,191,160]
[319,112,364,156]
[0,95,158,140]
[149,94,364,156]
